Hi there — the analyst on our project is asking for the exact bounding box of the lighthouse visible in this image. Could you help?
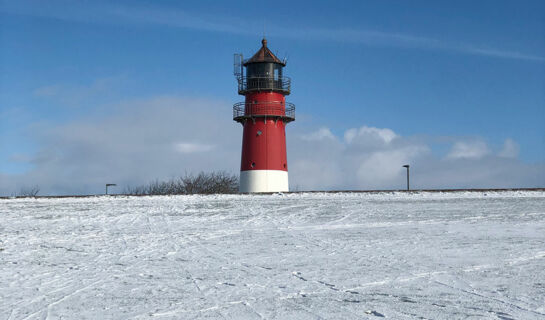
[233,39,295,193]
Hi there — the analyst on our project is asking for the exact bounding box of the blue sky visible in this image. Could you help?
[1,0,544,194]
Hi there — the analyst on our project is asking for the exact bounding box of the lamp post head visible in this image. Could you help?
[402,165,409,168]
[105,183,117,195]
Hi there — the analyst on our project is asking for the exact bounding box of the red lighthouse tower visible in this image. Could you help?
[234,39,295,192]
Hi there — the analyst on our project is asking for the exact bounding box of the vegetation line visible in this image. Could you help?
[1,187,543,199]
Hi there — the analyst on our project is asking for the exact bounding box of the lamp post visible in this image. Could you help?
[402,165,410,191]
[105,184,117,195]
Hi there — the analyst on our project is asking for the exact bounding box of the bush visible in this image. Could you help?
[124,171,238,195]
[18,186,40,197]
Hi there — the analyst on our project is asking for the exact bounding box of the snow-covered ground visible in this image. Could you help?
[1,191,545,319]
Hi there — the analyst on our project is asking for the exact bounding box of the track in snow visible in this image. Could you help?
[1,191,544,319]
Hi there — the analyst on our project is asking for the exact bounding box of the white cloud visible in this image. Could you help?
[462,46,545,62]
[289,125,429,190]
[300,127,336,141]
[344,126,397,145]
[447,140,490,160]
[498,138,519,158]
[356,146,428,185]
[174,142,214,153]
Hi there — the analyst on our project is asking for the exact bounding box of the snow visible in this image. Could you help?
[1,191,544,319]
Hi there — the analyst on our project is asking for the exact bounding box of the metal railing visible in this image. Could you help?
[237,76,291,94]
[233,101,295,123]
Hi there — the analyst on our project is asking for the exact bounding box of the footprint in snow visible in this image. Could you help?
[292,271,307,281]
[343,299,360,303]
[365,310,385,317]
[400,296,416,303]
[221,282,235,286]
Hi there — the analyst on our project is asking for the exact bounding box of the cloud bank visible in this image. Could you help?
[288,126,544,191]
[0,96,240,195]
[1,95,543,195]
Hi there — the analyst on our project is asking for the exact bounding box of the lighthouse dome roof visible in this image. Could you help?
[243,38,285,66]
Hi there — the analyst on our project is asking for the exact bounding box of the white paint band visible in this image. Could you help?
[239,170,289,193]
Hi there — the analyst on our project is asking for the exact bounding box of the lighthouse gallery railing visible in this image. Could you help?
[237,76,291,94]
[233,101,295,123]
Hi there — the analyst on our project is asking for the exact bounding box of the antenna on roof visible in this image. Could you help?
[233,53,243,78]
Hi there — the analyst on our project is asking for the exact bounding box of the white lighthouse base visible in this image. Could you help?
[239,170,289,193]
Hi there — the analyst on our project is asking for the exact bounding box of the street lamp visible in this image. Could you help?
[105,184,117,195]
[402,165,410,191]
